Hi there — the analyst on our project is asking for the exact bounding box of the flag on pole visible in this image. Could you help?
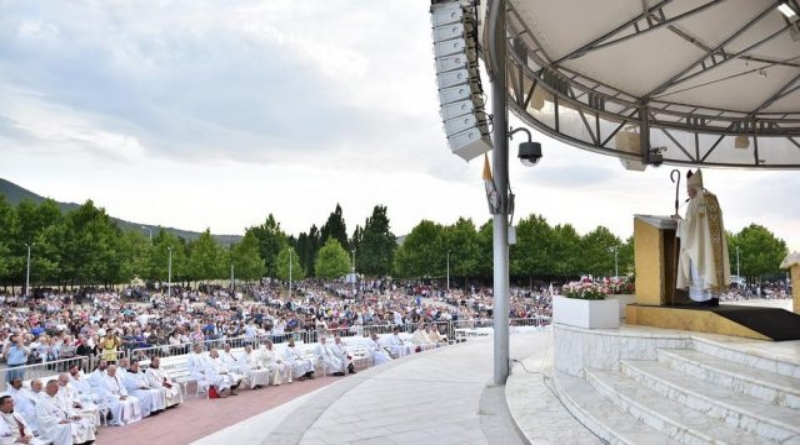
[483,153,499,213]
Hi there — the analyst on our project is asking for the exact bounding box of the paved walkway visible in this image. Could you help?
[194,332,553,445]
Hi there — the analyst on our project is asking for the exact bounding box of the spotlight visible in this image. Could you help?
[778,2,797,19]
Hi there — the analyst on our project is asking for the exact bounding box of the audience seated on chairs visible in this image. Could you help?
[0,394,48,445]
[282,338,315,382]
[239,346,269,389]
[314,337,344,376]
[259,341,291,386]
[36,379,96,445]
[368,333,392,366]
[144,356,183,408]
[330,335,357,375]
[100,364,142,426]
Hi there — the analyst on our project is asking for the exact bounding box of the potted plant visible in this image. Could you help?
[553,281,620,329]
[607,277,636,319]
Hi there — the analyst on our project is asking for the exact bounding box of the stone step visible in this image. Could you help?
[554,371,679,445]
[620,360,800,444]
[691,337,800,379]
[585,368,774,445]
[658,348,800,410]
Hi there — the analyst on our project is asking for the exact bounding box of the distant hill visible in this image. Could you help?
[0,178,242,246]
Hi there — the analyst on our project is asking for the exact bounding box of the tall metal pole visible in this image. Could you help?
[447,249,451,294]
[489,0,510,386]
[25,243,33,298]
[167,246,173,299]
[289,249,293,299]
[736,245,740,278]
[615,248,619,278]
[230,264,235,290]
[142,226,152,242]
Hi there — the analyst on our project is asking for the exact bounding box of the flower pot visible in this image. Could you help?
[553,295,620,329]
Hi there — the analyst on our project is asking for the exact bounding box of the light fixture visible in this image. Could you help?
[778,2,797,19]
[734,135,750,149]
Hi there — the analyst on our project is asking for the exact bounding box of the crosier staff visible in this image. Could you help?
[670,169,681,306]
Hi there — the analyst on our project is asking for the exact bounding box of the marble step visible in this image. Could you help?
[585,368,774,445]
[554,371,679,445]
[658,348,800,410]
[621,360,800,444]
[692,337,800,379]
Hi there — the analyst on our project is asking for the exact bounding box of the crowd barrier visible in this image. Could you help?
[2,316,551,384]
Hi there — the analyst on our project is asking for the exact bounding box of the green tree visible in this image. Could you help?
[230,232,266,282]
[297,224,320,278]
[276,246,305,282]
[116,230,151,283]
[476,220,493,279]
[247,214,287,278]
[60,200,120,285]
[315,238,351,279]
[188,229,226,281]
[578,226,622,278]
[733,224,788,281]
[443,218,480,284]
[150,230,188,283]
[394,220,443,278]
[357,205,396,277]
[511,214,552,283]
[549,224,582,279]
[320,204,349,252]
[0,196,15,282]
[618,236,634,277]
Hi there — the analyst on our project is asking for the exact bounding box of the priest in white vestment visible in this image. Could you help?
[426,325,445,345]
[220,345,244,375]
[186,344,211,393]
[331,335,356,374]
[0,395,47,445]
[123,361,165,417]
[282,339,314,381]
[239,346,269,389]
[259,341,290,385]
[35,380,96,445]
[207,349,242,396]
[100,365,142,426]
[6,379,39,435]
[56,374,99,428]
[314,337,344,376]
[369,333,392,366]
[387,328,411,357]
[412,325,433,351]
[144,357,183,408]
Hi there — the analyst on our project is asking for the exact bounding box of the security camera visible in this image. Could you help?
[518,141,542,167]
[648,146,665,167]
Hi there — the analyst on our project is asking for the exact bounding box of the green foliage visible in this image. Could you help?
[276,246,305,281]
[355,205,396,277]
[150,230,188,282]
[549,224,582,278]
[393,220,444,278]
[315,238,351,279]
[247,214,287,278]
[230,232,266,282]
[511,214,552,279]
[320,204,349,252]
[578,226,622,277]
[729,224,788,280]
[443,217,480,280]
[476,220,494,278]
[187,229,226,281]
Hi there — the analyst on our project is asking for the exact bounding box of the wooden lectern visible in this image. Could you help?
[633,215,678,306]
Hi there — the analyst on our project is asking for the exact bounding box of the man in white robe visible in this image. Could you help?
[35,380,95,445]
[259,341,290,385]
[56,374,99,429]
[387,328,411,357]
[122,361,165,417]
[186,344,211,394]
[411,325,433,351]
[238,346,269,389]
[282,339,314,381]
[0,395,47,445]
[369,333,392,366]
[100,365,142,426]
[87,361,107,391]
[6,379,38,436]
[314,337,344,376]
[69,365,106,424]
[331,335,357,375]
[144,357,183,408]
[219,345,243,375]
[207,349,242,397]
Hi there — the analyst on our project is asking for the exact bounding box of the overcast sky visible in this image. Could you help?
[0,0,798,253]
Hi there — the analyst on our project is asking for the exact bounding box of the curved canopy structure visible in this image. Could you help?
[484,0,800,169]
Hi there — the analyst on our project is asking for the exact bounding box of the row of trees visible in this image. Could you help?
[0,196,790,292]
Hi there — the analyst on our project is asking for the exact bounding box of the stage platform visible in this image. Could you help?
[626,303,800,341]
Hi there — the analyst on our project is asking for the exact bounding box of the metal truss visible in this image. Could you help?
[497,0,800,169]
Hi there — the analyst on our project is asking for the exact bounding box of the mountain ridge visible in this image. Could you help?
[0,178,243,246]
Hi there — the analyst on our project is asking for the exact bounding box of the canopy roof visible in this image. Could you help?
[486,0,800,169]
